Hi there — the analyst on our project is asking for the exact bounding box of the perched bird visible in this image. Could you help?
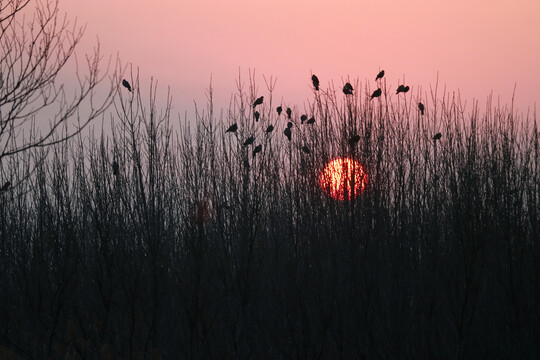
[301,145,310,154]
[122,79,132,92]
[371,88,382,100]
[375,70,385,81]
[301,115,307,124]
[277,106,283,115]
[312,74,320,91]
[343,82,354,95]
[243,136,255,147]
[225,123,238,133]
[284,127,291,141]
[287,122,293,129]
[433,133,442,141]
[286,107,292,119]
[397,85,410,94]
[0,181,10,192]
[254,111,260,122]
[418,102,425,115]
[349,134,361,144]
[253,96,264,108]
[112,161,119,176]
[253,144,262,157]
[265,124,274,133]
[307,117,315,125]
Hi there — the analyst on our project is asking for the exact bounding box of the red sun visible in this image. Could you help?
[320,158,368,200]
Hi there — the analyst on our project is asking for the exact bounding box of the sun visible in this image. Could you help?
[320,158,367,200]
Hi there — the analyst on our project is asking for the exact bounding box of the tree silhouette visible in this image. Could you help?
[0,0,117,162]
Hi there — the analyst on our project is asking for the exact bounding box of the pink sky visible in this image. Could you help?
[61,0,540,115]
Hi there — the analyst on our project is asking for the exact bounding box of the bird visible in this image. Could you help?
[375,70,385,81]
[418,102,425,115]
[254,111,260,122]
[277,106,283,115]
[312,74,320,91]
[301,115,307,124]
[0,181,10,192]
[396,85,406,94]
[403,86,410,93]
[284,127,291,141]
[371,88,382,100]
[287,122,293,129]
[301,145,310,154]
[433,133,442,141]
[252,144,262,157]
[286,108,292,119]
[349,134,361,145]
[225,123,238,133]
[112,161,119,176]
[307,117,315,125]
[343,82,354,95]
[253,96,264,108]
[243,136,255,147]
[265,124,274,133]
[122,79,132,92]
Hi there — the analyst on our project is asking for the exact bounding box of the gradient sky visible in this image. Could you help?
[60,0,540,116]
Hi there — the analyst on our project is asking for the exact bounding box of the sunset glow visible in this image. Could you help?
[320,158,367,201]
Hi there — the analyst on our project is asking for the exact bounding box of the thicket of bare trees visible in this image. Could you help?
[0,64,538,358]
[0,0,117,166]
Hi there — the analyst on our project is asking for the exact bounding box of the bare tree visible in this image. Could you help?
[0,0,118,162]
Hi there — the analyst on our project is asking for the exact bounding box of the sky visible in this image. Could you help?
[59,0,540,117]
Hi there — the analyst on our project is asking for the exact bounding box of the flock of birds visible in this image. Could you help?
[217,70,441,159]
[116,75,442,173]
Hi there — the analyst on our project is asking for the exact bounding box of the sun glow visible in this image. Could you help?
[320,158,367,201]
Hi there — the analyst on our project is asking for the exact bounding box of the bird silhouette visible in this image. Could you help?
[253,144,262,157]
[403,86,410,93]
[225,123,238,133]
[287,122,293,129]
[243,136,255,147]
[284,127,291,141]
[375,70,385,81]
[371,88,382,100]
[277,106,283,115]
[418,102,425,115]
[301,115,307,124]
[433,133,442,141]
[0,181,10,192]
[312,74,320,91]
[286,108,292,119]
[112,161,119,176]
[254,111,260,122]
[301,145,310,154]
[122,79,132,92]
[349,134,361,144]
[253,96,264,108]
[343,82,354,95]
[265,124,274,133]
[307,117,315,125]
[396,85,406,94]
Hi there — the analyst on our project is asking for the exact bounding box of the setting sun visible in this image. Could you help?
[320,158,367,201]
